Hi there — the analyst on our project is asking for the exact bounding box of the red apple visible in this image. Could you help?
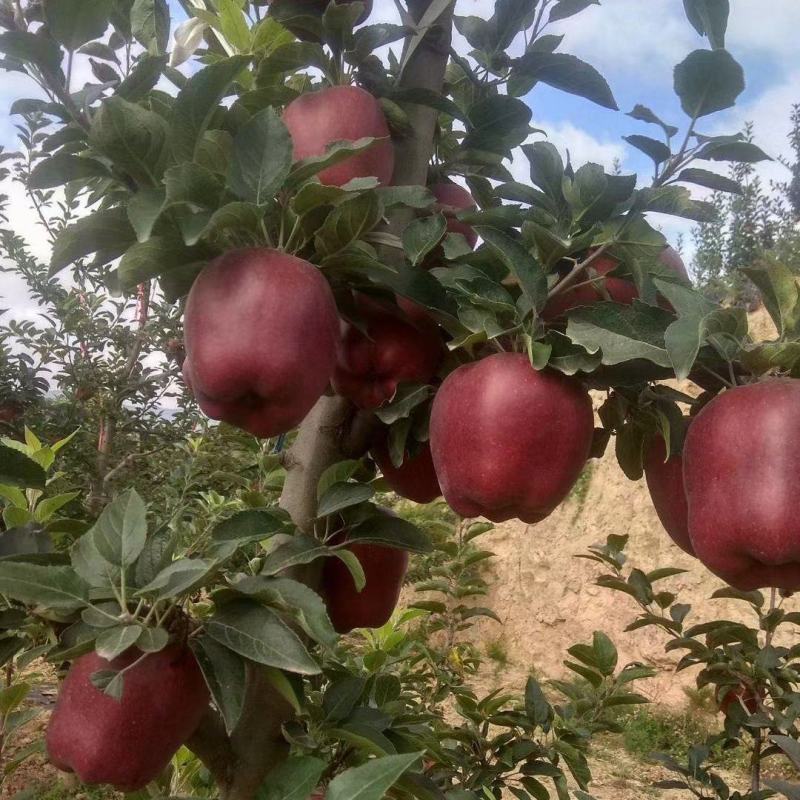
[429,352,594,523]
[321,537,409,633]
[371,438,441,504]
[716,684,762,715]
[332,295,443,409]
[183,248,339,438]
[683,379,800,590]
[0,404,21,423]
[643,434,693,556]
[430,182,477,249]
[282,85,393,187]
[543,246,688,320]
[46,645,209,792]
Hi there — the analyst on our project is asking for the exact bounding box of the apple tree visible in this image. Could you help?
[0,0,799,798]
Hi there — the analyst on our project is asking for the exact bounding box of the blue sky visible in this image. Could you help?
[1,0,798,278]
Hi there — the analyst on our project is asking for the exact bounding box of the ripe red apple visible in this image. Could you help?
[371,438,441,504]
[543,246,688,320]
[46,645,209,792]
[282,85,393,187]
[643,434,693,556]
[183,248,339,438]
[683,379,800,590]
[321,537,409,633]
[430,182,477,249]
[716,684,762,715]
[429,352,594,523]
[332,295,443,409]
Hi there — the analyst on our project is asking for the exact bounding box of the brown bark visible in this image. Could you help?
[187,3,454,797]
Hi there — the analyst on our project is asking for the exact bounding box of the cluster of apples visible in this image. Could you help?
[644,378,800,592]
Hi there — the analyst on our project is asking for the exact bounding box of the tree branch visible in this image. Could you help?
[187,2,452,795]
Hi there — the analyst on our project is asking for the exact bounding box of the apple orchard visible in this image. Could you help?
[0,0,799,799]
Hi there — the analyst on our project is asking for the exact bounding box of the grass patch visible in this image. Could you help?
[485,638,509,667]
[34,782,119,800]
[621,706,751,773]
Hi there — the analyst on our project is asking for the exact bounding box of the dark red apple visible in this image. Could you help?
[332,295,443,410]
[282,85,393,187]
[716,684,762,715]
[0,404,21,423]
[429,352,594,523]
[430,182,477,249]
[543,246,689,320]
[643,434,693,556]
[371,438,441,504]
[683,379,800,590]
[183,248,339,438]
[321,538,409,633]
[46,645,209,792]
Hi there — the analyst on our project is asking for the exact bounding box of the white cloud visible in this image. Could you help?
[510,120,627,183]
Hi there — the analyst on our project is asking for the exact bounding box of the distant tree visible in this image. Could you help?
[693,114,800,303]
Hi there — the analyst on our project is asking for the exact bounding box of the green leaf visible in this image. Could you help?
[525,677,553,729]
[89,96,168,185]
[623,135,671,165]
[260,534,331,576]
[231,575,337,648]
[677,167,741,194]
[696,139,771,163]
[627,104,679,138]
[0,31,62,73]
[137,626,168,652]
[592,631,618,675]
[566,302,673,367]
[0,445,46,490]
[315,192,383,257]
[72,529,120,589]
[131,0,170,54]
[549,0,599,22]
[90,489,147,569]
[171,56,251,162]
[673,48,744,118]
[0,683,30,715]
[228,108,292,205]
[28,153,110,190]
[0,563,89,612]
[136,558,215,601]
[287,138,382,190]
[116,53,167,100]
[317,461,361,501]
[376,185,435,209]
[96,624,142,660]
[117,235,209,289]
[206,600,320,675]
[164,162,225,209]
[34,491,80,522]
[133,526,175,588]
[256,756,326,800]
[216,0,251,51]
[349,512,431,554]
[50,206,136,275]
[127,187,166,242]
[212,509,289,544]
[741,262,800,338]
[44,0,113,50]
[326,753,422,800]
[389,87,467,123]
[683,0,729,49]
[512,51,617,110]
[317,482,374,518]
[402,214,447,267]
[190,636,246,734]
[476,226,548,312]
[324,675,366,722]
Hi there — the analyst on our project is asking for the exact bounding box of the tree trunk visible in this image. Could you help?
[187,3,454,796]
